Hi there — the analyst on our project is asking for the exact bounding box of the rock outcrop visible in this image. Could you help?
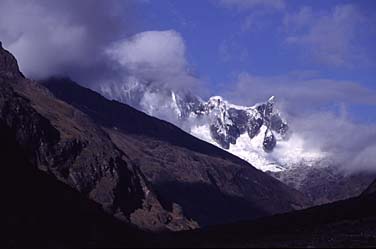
[0,43,196,231]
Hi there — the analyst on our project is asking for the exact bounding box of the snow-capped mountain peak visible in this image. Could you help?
[98,81,325,172]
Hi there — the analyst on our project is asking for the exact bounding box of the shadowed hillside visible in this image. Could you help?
[42,77,311,226]
[158,186,376,248]
[1,120,152,248]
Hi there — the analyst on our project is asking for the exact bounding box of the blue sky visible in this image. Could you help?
[133,0,376,123]
[0,0,375,123]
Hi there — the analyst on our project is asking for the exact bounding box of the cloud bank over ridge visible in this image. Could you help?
[0,0,135,83]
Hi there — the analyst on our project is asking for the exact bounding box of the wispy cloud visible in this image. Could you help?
[283,4,369,67]
[218,0,285,32]
[218,38,249,62]
[224,72,376,113]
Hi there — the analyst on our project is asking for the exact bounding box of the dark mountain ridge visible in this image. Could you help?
[1,43,308,230]
[363,179,376,196]
[42,77,255,163]
[42,77,310,226]
[159,186,376,248]
[0,43,196,231]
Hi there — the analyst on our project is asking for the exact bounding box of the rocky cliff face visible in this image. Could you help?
[0,44,196,231]
[0,120,151,248]
[100,82,288,153]
[0,41,23,79]
[196,96,288,151]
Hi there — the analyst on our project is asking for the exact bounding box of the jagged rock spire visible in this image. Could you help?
[204,95,288,152]
[0,42,24,79]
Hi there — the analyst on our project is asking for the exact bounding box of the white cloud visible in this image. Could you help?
[284,4,366,67]
[107,30,186,76]
[291,112,376,173]
[352,145,376,172]
[106,30,201,91]
[0,0,132,82]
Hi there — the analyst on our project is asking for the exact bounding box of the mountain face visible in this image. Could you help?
[99,81,323,174]
[43,77,310,227]
[0,41,23,78]
[0,43,309,231]
[2,43,375,248]
[0,43,197,232]
[0,119,151,248]
[4,108,375,248]
[100,82,289,156]
[194,95,288,152]
[99,79,375,204]
[271,165,376,205]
